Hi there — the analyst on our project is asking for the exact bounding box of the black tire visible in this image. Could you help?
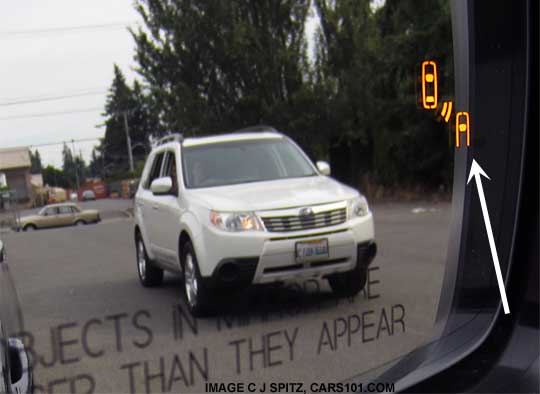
[23,224,36,232]
[181,241,211,317]
[75,220,86,226]
[136,234,164,287]
[328,263,368,298]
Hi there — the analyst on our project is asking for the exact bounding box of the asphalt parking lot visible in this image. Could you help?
[1,200,451,393]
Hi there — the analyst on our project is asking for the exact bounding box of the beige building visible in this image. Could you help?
[0,147,33,201]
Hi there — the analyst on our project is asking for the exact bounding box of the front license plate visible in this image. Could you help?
[295,238,329,263]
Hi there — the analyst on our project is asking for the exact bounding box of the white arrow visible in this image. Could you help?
[467,159,510,314]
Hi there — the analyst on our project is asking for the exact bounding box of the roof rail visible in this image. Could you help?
[231,125,279,134]
[153,133,184,147]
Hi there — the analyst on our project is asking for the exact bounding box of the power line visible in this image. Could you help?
[0,22,135,39]
[0,107,102,121]
[0,106,140,121]
[0,91,107,107]
[14,137,103,149]
[1,87,108,103]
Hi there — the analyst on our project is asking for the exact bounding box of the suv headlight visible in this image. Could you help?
[210,211,263,232]
[348,195,370,218]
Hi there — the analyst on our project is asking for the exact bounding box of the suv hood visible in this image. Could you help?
[187,176,359,211]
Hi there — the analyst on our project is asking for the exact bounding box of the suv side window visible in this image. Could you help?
[144,152,165,189]
[162,151,179,195]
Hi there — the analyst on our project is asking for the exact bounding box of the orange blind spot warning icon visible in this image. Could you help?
[421,61,438,109]
[440,100,453,123]
[455,111,471,147]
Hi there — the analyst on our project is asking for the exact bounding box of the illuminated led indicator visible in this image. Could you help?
[455,111,471,147]
[440,101,453,123]
[421,61,438,110]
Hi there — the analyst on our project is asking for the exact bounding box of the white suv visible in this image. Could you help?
[134,127,377,316]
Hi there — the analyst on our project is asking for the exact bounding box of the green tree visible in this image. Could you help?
[100,65,159,179]
[130,0,314,142]
[313,0,378,185]
[30,149,43,174]
[74,154,87,184]
[60,144,86,188]
[129,79,163,153]
[61,143,77,188]
[100,65,132,176]
[88,148,102,178]
[42,165,69,188]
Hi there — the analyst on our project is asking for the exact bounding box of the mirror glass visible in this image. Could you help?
[0,0,455,392]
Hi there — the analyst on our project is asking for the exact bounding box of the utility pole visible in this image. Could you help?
[122,111,134,173]
[71,139,80,190]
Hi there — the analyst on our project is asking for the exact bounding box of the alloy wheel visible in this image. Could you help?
[137,240,146,281]
[184,253,198,307]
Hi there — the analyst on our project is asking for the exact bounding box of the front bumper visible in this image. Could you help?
[194,213,376,288]
[204,240,377,289]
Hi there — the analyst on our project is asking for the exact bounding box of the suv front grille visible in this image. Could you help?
[261,207,347,232]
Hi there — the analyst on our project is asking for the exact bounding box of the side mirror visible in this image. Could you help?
[316,161,331,176]
[150,177,173,195]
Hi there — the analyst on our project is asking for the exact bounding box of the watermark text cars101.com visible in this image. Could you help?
[204,381,395,393]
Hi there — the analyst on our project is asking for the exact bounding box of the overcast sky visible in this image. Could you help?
[0,0,140,168]
[0,1,319,168]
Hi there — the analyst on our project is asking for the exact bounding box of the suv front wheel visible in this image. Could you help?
[136,235,164,287]
[182,241,210,316]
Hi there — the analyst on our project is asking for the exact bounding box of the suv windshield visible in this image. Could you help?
[182,138,317,188]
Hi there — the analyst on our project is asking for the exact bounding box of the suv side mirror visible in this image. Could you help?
[316,161,331,176]
[151,177,173,195]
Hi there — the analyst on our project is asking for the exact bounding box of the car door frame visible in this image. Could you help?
[39,206,59,228]
[57,205,76,226]
[148,147,183,270]
[136,149,167,265]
